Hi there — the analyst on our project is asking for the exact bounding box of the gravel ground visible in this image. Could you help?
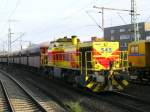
[124,83,150,101]
[0,64,130,112]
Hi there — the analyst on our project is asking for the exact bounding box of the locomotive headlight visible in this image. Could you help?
[122,67,125,72]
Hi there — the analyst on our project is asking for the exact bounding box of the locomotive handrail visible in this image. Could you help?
[85,50,129,75]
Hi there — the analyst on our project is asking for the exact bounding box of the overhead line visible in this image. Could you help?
[0,0,21,39]
[8,0,21,19]
[116,12,127,24]
[63,1,94,20]
[86,11,103,31]
[93,5,131,12]
[145,15,150,22]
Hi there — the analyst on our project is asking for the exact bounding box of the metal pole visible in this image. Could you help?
[8,24,13,65]
[131,0,139,42]
[93,5,131,38]
[8,27,11,65]
[101,7,104,37]
[3,42,5,55]
[20,36,22,50]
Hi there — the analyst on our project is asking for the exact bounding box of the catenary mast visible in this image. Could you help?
[131,0,139,41]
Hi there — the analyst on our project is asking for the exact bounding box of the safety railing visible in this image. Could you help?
[118,51,128,70]
[85,50,129,76]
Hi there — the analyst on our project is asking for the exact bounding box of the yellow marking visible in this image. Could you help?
[92,84,101,92]
[117,85,123,90]
[122,80,129,86]
[85,76,89,81]
[112,79,118,86]
[86,82,94,88]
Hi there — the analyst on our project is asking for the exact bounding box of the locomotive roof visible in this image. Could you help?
[129,40,150,44]
[13,50,21,56]
[21,49,27,54]
[27,41,49,53]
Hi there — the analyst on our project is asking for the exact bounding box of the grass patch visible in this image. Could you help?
[66,101,84,112]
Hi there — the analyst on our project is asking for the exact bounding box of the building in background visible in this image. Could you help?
[104,22,150,50]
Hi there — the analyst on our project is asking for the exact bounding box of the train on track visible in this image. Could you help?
[128,40,150,82]
[0,36,129,92]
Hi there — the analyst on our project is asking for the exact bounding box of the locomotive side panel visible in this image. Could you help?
[128,41,146,67]
[48,43,80,69]
[34,56,40,68]
[20,56,27,65]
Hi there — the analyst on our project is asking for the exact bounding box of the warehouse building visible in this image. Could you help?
[104,22,150,50]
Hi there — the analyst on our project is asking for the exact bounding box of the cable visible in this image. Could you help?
[86,11,103,31]
[0,0,21,39]
[9,0,21,19]
[63,1,95,20]
[116,12,127,24]
[145,15,150,22]
[0,0,8,14]
[0,0,8,26]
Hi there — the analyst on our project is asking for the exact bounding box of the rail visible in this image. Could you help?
[0,70,47,112]
[0,80,14,112]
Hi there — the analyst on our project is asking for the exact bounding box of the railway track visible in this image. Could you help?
[0,72,47,112]
[2,65,150,112]
[6,67,127,112]
[112,91,150,105]
[20,71,150,112]
[36,75,150,112]
[33,74,150,112]
[0,80,14,112]
[105,91,150,112]
[58,81,150,112]
[129,80,150,86]
[0,70,66,112]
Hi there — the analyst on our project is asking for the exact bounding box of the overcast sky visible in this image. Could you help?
[0,0,150,50]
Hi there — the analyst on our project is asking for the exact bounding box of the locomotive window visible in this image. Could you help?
[54,53,64,61]
[59,53,64,60]
[56,54,59,60]
[48,54,52,60]
[135,46,139,53]
[64,53,70,61]
[130,45,139,53]
[131,46,134,53]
